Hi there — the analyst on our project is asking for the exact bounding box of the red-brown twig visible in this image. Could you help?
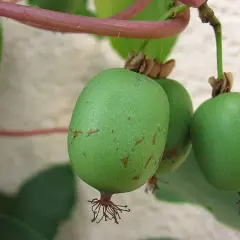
[5,0,152,20]
[18,0,152,32]
[1,0,20,3]
[179,0,205,8]
[0,128,68,137]
[0,2,190,39]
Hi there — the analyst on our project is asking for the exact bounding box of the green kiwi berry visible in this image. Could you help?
[156,78,193,174]
[68,68,169,223]
[190,92,240,191]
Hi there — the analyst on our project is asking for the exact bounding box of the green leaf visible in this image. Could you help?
[94,0,178,61]
[11,164,77,240]
[0,192,15,215]
[155,150,240,230]
[28,0,80,13]
[0,215,47,240]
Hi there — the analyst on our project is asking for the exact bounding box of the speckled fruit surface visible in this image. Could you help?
[68,68,169,193]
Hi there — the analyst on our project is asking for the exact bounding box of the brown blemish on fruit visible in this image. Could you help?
[152,134,156,145]
[135,136,144,145]
[145,156,153,168]
[127,116,131,121]
[87,129,99,136]
[70,128,83,137]
[69,128,83,143]
[163,147,178,159]
[132,175,140,180]
[122,156,129,168]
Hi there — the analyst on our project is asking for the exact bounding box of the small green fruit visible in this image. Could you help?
[68,68,169,223]
[155,79,193,174]
[190,92,240,191]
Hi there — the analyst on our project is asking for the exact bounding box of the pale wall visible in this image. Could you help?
[0,1,240,240]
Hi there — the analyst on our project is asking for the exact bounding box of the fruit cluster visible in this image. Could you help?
[67,52,239,224]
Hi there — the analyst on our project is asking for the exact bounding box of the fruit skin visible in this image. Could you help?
[156,143,191,175]
[190,92,240,191]
[68,68,169,194]
[155,79,193,174]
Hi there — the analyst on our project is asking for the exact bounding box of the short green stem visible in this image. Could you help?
[160,4,189,20]
[198,2,224,80]
[214,23,223,80]
[138,4,189,54]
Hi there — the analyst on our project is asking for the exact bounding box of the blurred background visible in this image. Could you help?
[0,0,240,239]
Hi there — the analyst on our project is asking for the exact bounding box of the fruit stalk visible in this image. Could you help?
[198,1,224,80]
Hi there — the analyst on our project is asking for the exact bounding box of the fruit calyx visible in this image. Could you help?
[124,51,175,79]
[88,192,130,224]
[208,72,233,97]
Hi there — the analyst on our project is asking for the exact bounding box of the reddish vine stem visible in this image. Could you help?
[0,2,190,39]
[5,0,152,20]
[0,128,68,137]
[18,0,152,32]
[1,0,20,3]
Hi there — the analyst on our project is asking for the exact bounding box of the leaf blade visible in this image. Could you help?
[27,0,80,13]
[10,164,77,239]
[0,215,47,240]
[94,0,178,61]
[155,150,240,230]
